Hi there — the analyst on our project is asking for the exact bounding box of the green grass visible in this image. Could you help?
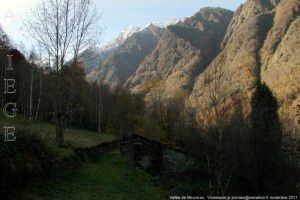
[24,121,116,148]
[12,148,168,200]
[0,114,116,160]
[1,115,167,199]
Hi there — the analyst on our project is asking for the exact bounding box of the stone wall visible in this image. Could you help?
[120,134,206,176]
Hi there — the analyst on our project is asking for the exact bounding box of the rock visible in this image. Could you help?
[260,0,300,127]
[126,8,233,102]
[87,25,164,88]
[187,0,279,122]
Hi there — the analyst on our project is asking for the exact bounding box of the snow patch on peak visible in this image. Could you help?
[101,18,186,51]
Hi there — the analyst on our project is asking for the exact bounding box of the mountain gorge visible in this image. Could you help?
[1,0,299,196]
[87,0,300,129]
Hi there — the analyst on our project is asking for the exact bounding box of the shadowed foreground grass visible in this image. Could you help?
[13,148,167,200]
[2,115,166,199]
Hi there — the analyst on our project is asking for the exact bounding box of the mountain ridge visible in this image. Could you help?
[86,24,165,87]
[126,7,234,101]
[80,18,185,73]
[85,0,300,130]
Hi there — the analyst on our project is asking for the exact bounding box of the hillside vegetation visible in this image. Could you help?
[0,114,117,198]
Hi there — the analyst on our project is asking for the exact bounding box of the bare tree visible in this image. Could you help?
[35,49,46,121]
[205,65,226,194]
[72,1,103,62]
[194,63,231,194]
[98,83,102,133]
[28,49,37,120]
[24,0,102,147]
[35,66,43,121]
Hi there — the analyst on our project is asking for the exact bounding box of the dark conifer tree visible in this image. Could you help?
[250,80,283,193]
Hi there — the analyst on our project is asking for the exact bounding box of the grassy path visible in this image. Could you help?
[13,148,168,200]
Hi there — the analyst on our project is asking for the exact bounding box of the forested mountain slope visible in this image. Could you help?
[126,8,234,102]
[85,0,299,130]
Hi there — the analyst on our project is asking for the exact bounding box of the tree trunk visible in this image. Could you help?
[29,65,34,120]
[56,119,64,148]
[98,86,102,133]
[35,68,42,120]
[79,111,83,127]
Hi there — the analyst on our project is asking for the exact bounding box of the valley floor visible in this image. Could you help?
[12,147,168,200]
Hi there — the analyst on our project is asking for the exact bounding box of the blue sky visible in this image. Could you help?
[0,0,245,50]
[100,0,245,44]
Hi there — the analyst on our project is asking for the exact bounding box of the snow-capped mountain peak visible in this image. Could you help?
[101,18,185,51]
[79,18,185,73]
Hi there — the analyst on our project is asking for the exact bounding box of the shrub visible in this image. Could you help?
[0,128,52,196]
